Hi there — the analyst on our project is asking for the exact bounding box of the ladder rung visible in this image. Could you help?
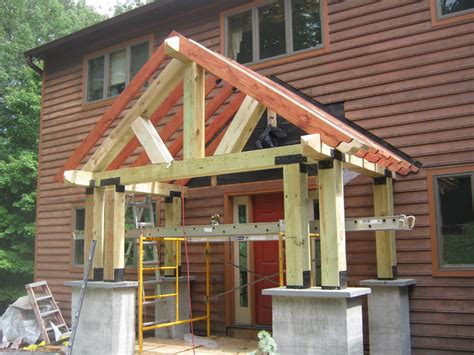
[45,323,68,332]
[142,299,167,306]
[144,293,177,301]
[36,295,53,302]
[143,266,176,271]
[143,320,171,328]
[25,281,48,289]
[137,222,154,227]
[41,309,59,318]
[143,260,161,265]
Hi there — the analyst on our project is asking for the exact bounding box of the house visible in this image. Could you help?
[26,0,474,353]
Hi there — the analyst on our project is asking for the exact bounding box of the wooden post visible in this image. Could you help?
[164,196,182,276]
[183,61,205,160]
[91,187,105,280]
[283,163,311,288]
[103,186,126,281]
[373,177,397,279]
[318,158,347,289]
[83,188,94,279]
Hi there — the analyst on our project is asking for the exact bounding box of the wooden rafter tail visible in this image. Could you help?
[107,81,184,170]
[53,43,168,182]
[130,75,221,167]
[164,34,352,148]
[83,58,186,173]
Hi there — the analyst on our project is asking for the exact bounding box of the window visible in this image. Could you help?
[73,208,85,266]
[436,0,474,18]
[225,0,324,64]
[428,166,474,276]
[86,41,150,103]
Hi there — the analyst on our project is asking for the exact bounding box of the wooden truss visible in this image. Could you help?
[60,32,419,287]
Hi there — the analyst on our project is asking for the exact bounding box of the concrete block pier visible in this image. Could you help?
[65,281,137,355]
[263,287,371,355]
[360,279,416,355]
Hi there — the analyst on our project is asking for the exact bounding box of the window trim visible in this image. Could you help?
[429,0,474,27]
[220,0,329,70]
[427,164,474,277]
[82,34,153,107]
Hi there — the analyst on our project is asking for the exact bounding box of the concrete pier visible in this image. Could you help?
[262,287,371,355]
[360,279,416,355]
[65,281,137,355]
[154,276,195,339]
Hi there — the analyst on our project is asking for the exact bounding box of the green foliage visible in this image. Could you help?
[0,0,105,312]
[113,0,153,16]
[256,330,278,355]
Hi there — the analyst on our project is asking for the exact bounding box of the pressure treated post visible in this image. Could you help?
[183,61,205,160]
[283,163,311,288]
[373,176,397,279]
[164,196,182,276]
[83,188,94,279]
[91,187,105,280]
[318,158,347,289]
[103,186,126,281]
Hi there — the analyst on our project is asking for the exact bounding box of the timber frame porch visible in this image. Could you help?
[56,31,421,342]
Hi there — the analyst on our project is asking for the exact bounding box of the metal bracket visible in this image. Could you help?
[275,154,307,165]
[100,177,121,187]
[318,159,333,169]
[85,187,94,195]
[169,191,182,198]
[373,176,388,185]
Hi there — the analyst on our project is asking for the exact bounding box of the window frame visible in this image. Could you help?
[427,164,474,277]
[429,0,474,26]
[220,0,329,70]
[72,206,86,267]
[82,35,153,106]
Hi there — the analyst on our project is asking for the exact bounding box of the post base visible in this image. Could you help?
[262,287,370,354]
[360,279,416,355]
[65,281,137,355]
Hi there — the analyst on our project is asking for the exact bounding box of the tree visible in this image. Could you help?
[113,0,153,16]
[0,0,105,312]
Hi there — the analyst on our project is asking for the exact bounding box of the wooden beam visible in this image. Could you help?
[131,116,173,164]
[183,62,205,159]
[103,187,126,281]
[83,190,94,279]
[83,59,186,172]
[164,35,353,148]
[283,163,311,288]
[301,134,391,178]
[164,196,182,276]
[214,96,265,155]
[373,177,397,279]
[62,172,187,197]
[92,187,106,280]
[267,109,277,127]
[131,75,222,167]
[107,82,184,170]
[318,158,347,289]
[66,145,304,187]
[54,42,168,182]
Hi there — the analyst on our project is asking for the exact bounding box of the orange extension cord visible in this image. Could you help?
[180,181,196,354]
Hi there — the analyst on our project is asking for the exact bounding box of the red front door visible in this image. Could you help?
[253,193,284,326]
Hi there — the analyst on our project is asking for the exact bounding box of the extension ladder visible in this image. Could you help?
[25,281,68,344]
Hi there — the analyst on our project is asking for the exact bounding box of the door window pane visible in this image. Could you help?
[259,0,286,60]
[436,174,474,266]
[438,0,474,16]
[73,208,85,266]
[237,203,248,307]
[130,42,149,79]
[87,56,104,102]
[227,10,253,64]
[292,0,322,51]
[108,49,127,97]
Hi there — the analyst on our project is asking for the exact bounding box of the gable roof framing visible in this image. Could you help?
[57,32,420,191]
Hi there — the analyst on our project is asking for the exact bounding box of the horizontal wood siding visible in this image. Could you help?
[35,0,474,351]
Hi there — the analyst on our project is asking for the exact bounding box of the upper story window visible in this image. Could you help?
[225,0,324,64]
[435,0,474,18]
[86,41,150,103]
[428,166,474,276]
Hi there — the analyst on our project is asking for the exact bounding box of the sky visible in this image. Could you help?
[85,0,118,16]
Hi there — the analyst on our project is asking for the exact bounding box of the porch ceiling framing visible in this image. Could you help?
[56,32,419,289]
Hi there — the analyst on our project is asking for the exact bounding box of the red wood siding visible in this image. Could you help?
[35,0,474,352]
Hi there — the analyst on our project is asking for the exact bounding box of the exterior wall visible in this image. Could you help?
[35,0,474,352]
